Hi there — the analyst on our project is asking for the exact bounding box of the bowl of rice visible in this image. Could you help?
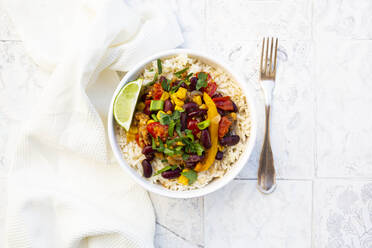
[108,49,257,198]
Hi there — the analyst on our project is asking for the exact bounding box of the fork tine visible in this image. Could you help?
[273,38,278,75]
[269,37,274,75]
[264,37,269,75]
[260,38,265,73]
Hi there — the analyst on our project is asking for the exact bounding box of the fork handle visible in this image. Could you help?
[257,103,277,194]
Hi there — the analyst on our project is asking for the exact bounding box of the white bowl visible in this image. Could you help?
[108,49,257,198]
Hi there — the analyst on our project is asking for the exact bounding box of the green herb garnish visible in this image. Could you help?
[159,112,171,125]
[170,81,183,93]
[148,72,158,86]
[168,120,175,136]
[181,169,198,185]
[157,59,162,74]
[197,119,210,130]
[185,129,194,142]
[164,148,175,156]
[196,72,208,90]
[174,67,189,78]
[161,79,171,91]
[152,136,156,149]
[151,114,159,122]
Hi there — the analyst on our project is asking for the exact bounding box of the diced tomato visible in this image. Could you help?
[187,119,200,136]
[144,100,151,115]
[202,81,218,96]
[213,96,234,111]
[218,116,232,138]
[147,122,168,141]
[152,83,163,100]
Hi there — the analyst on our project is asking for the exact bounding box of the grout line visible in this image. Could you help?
[156,221,204,248]
[0,40,21,42]
[314,177,372,181]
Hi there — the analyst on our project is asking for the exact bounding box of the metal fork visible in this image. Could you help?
[257,37,278,194]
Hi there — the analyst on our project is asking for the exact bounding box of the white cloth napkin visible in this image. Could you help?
[3,0,183,247]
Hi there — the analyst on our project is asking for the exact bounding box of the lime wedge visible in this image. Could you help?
[113,78,143,131]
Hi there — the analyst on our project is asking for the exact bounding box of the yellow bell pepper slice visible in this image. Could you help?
[194,93,221,172]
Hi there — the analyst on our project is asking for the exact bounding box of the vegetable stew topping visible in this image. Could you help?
[132,60,241,185]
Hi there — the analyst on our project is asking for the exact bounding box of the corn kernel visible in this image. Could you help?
[178,169,190,185]
[166,110,172,115]
[174,98,184,107]
[136,102,145,111]
[157,110,166,120]
[160,91,170,101]
[230,112,237,120]
[164,144,168,148]
[193,95,202,105]
[176,141,184,146]
[147,119,155,125]
[175,87,187,100]
[175,105,183,111]
[127,133,136,142]
[218,144,225,152]
[199,104,207,109]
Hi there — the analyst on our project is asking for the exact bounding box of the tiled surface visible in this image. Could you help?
[204,180,312,248]
[313,180,372,248]
[0,0,372,247]
[315,40,372,178]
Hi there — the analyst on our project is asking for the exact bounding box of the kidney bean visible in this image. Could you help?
[187,154,204,163]
[200,129,212,149]
[145,153,155,161]
[217,108,226,116]
[212,93,223,98]
[161,168,182,179]
[159,76,167,84]
[185,161,197,169]
[183,102,199,113]
[215,151,224,160]
[189,77,198,91]
[232,101,238,112]
[141,159,153,178]
[142,145,154,155]
[180,82,188,88]
[163,99,174,112]
[219,135,240,146]
[188,109,207,118]
[180,112,187,131]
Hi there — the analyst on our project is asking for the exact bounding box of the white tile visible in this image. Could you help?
[313,179,372,248]
[313,0,372,40]
[206,0,312,47]
[0,177,7,246]
[0,6,19,40]
[204,180,312,248]
[315,41,372,178]
[150,193,204,247]
[155,224,201,248]
[210,40,315,179]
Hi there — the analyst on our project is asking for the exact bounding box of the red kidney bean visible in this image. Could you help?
[185,161,197,169]
[180,112,187,131]
[200,129,211,149]
[217,108,226,116]
[215,151,224,160]
[187,154,204,163]
[180,82,188,88]
[161,168,182,179]
[141,159,153,178]
[219,135,240,146]
[212,93,223,98]
[231,101,238,112]
[159,76,167,84]
[189,77,198,91]
[163,99,174,112]
[145,153,155,161]
[142,145,154,155]
[188,109,207,118]
[183,102,199,113]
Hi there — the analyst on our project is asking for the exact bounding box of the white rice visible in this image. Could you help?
[115,54,251,191]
